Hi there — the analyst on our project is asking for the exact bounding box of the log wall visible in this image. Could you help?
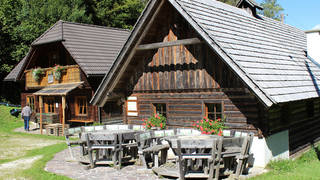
[267,99,320,154]
[125,90,262,134]
[100,102,123,124]
[115,2,264,134]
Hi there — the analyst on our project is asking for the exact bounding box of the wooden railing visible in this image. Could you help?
[25,65,81,88]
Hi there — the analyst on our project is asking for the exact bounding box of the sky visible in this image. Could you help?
[256,0,320,31]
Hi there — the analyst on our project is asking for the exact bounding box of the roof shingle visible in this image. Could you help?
[4,20,130,81]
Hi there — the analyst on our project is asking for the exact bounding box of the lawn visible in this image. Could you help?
[250,145,320,180]
[0,105,70,179]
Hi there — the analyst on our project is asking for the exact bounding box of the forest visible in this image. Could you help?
[0,0,283,104]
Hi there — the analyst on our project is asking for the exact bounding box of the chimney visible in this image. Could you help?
[280,14,284,23]
[236,0,263,18]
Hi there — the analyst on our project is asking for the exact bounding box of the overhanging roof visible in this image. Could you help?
[91,0,320,107]
[33,82,83,96]
[4,21,130,81]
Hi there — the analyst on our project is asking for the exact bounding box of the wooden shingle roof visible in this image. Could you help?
[4,20,130,81]
[91,0,320,107]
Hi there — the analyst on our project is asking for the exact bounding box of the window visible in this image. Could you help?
[44,97,55,113]
[127,96,138,116]
[205,103,223,120]
[153,103,167,118]
[76,96,87,116]
[26,96,35,112]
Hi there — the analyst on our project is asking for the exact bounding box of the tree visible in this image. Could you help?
[0,0,92,103]
[217,0,284,21]
[90,0,146,29]
[0,0,147,103]
[260,0,284,21]
[217,0,238,6]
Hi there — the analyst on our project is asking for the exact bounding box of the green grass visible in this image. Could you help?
[0,105,70,179]
[250,144,320,180]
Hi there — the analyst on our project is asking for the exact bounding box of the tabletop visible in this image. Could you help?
[81,129,140,141]
[164,135,221,149]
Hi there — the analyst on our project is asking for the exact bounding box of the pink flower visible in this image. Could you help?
[160,123,163,128]
[197,121,199,123]
[196,125,199,128]
[209,122,212,126]
[206,119,209,122]
[200,126,203,131]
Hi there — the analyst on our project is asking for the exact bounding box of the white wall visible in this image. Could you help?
[307,31,320,63]
[250,130,289,167]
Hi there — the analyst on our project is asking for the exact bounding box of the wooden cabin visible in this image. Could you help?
[4,20,129,131]
[91,0,320,167]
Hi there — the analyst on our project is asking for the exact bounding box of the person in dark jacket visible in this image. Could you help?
[21,103,32,131]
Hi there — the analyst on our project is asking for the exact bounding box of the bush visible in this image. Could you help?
[193,116,226,135]
[143,114,166,130]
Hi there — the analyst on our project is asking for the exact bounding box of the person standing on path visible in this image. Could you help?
[21,103,32,131]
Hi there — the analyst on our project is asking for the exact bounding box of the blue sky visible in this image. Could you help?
[256,0,320,31]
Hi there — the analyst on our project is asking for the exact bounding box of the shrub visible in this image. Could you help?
[193,116,226,135]
[143,114,166,130]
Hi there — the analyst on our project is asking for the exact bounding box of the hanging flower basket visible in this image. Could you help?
[32,67,44,82]
[53,64,66,81]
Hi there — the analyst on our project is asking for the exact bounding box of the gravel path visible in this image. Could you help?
[45,147,166,180]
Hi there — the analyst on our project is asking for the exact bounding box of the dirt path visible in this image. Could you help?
[0,124,63,179]
[0,155,42,179]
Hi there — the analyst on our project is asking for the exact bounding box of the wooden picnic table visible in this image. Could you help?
[81,129,142,168]
[155,134,252,179]
[159,135,223,179]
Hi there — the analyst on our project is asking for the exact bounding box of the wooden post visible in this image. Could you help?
[62,95,66,135]
[39,96,43,134]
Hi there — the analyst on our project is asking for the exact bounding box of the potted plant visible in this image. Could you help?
[32,67,44,82]
[142,114,166,130]
[53,64,66,81]
[193,116,226,136]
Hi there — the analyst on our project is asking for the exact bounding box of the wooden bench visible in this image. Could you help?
[174,136,224,180]
[85,132,120,169]
[222,132,254,179]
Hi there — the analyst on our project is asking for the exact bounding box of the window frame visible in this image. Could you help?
[44,97,55,113]
[75,96,88,116]
[152,103,167,118]
[205,102,224,120]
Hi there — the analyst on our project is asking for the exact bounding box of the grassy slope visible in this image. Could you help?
[0,105,70,179]
[251,145,320,180]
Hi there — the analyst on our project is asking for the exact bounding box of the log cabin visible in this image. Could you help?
[91,0,320,167]
[4,20,130,132]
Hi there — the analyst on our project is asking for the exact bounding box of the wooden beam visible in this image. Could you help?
[62,95,66,135]
[136,38,202,50]
[39,96,43,135]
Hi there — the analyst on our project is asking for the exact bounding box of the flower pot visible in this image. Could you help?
[54,71,62,81]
